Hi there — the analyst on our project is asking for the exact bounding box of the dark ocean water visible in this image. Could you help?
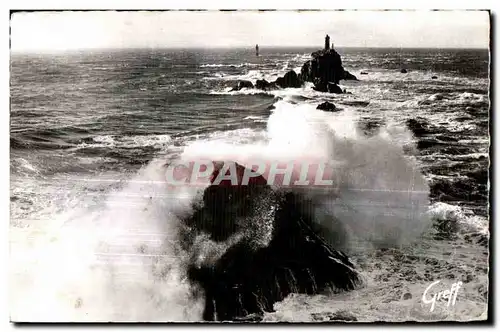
[10,47,490,321]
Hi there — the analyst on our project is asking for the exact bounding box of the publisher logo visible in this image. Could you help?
[422,280,462,312]
[164,160,338,187]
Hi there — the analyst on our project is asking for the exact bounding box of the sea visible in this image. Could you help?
[10,47,490,322]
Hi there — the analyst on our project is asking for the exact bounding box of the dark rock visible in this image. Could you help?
[316,101,337,112]
[431,76,438,79]
[255,79,275,90]
[182,162,362,321]
[360,71,369,75]
[300,49,343,84]
[182,162,269,242]
[312,80,344,94]
[328,83,344,94]
[255,71,303,91]
[230,80,254,91]
[274,70,303,88]
[402,292,412,300]
[400,69,408,73]
[311,79,328,92]
[343,70,358,80]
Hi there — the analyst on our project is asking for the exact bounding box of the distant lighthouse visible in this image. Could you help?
[325,34,330,50]
[256,44,259,56]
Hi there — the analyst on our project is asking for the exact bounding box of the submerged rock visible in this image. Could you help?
[431,75,438,79]
[400,68,408,73]
[181,162,362,321]
[316,101,337,112]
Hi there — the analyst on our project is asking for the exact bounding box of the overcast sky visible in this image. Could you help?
[11,10,490,51]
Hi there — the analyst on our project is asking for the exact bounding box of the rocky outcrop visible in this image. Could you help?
[233,48,357,94]
[316,101,337,112]
[255,79,275,91]
[235,70,303,92]
[274,70,303,88]
[299,49,357,92]
[181,162,362,321]
[230,80,254,91]
[312,81,344,94]
[400,69,408,74]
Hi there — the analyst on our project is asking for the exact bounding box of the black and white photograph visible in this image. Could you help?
[9,9,491,323]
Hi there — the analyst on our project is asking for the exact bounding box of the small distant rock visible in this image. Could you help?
[360,71,369,75]
[400,69,408,73]
[230,80,254,91]
[402,292,412,300]
[256,79,273,90]
[431,75,438,79]
[316,101,337,112]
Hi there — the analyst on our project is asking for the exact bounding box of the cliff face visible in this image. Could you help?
[300,49,357,92]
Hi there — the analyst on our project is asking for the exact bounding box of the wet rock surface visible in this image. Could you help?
[181,162,362,321]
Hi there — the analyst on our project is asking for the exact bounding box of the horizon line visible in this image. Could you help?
[10,45,490,54]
